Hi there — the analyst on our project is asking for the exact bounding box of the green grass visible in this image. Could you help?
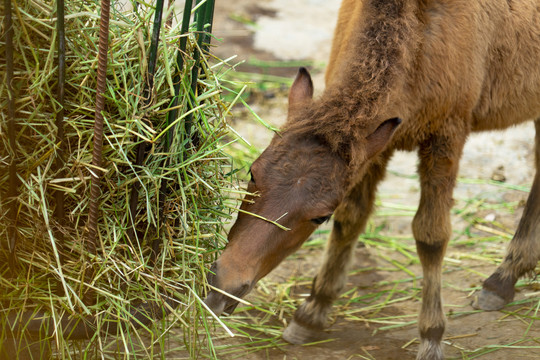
[0,0,250,358]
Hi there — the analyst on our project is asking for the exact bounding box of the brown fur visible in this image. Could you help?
[205,1,540,359]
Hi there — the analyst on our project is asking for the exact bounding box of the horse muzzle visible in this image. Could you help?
[204,262,252,316]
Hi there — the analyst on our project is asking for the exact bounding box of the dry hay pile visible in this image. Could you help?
[0,0,238,357]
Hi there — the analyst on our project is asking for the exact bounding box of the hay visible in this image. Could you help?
[0,0,238,357]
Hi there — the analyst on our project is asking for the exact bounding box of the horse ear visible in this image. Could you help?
[365,117,402,158]
[288,67,314,109]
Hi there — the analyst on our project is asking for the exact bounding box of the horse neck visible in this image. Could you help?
[323,0,422,123]
[286,1,423,164]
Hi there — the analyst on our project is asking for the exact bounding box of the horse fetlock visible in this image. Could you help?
[282,319,324,345]
[416,338,444,360]
[283,298,332,344]
[292,298,331,330]
[416,324,445,359]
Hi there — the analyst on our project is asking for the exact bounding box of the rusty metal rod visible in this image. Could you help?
[87,0,111,255]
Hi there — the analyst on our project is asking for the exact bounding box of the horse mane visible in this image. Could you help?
[285,0,421,164]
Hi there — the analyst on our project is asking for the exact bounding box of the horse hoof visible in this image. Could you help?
[282,319,322,345]
[472,288,507,311]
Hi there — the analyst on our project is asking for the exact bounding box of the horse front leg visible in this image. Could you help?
[474,119,540,310]
[282,153,392,344]
[412,133,465,360]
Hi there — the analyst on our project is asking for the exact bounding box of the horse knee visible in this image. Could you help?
[412,204,452,251]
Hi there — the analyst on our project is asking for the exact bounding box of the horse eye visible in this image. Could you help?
[311,215,331,225]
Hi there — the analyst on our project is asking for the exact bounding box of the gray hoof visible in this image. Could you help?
[282,319,323,345]
[472,288,508,311]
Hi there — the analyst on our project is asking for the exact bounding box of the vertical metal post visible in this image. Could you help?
[185,0,215,143]
[153,0,194,258]
[54,0,66,223]
[4,0,18,263]
[165,0,193,147]
[127,0,165,244]
[87,0,111,255]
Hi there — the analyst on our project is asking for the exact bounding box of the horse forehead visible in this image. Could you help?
[286,171,335,198]
[272,161,319,184]
[264,153,339,187]
[258,140,342,184]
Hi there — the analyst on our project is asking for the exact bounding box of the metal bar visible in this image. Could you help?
[126,0,165,244]
[4,0,18,263]
[158,0,216,211]
[184,0,215,142]
[54,0,66,223]
[165,0,193,147]
[154,0,195,261]
[200,0,214,54]
[87,0,111,255]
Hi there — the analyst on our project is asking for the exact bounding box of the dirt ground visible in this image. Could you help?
[205,1,540,359]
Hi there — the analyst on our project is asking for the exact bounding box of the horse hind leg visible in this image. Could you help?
[474,119,540,310]
[282,152,392,345]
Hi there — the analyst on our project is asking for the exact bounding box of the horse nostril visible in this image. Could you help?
[236,283,250,298]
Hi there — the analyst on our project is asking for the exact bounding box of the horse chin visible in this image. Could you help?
[223,301,240,315]
[204,291,228,316]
